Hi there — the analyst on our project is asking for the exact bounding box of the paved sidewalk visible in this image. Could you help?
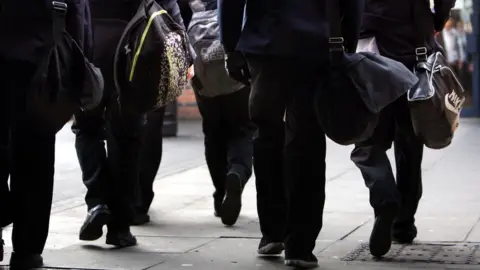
[2,119,480,269]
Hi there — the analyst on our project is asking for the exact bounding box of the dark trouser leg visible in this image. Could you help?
[392,96,423,235]
[0,81,10,228]
[137,107,166,214]
[351,103,400,210]
[282,62,327,257]
[247,56,288,243]
[195,91,228,197]
[0,142,9,228]
[351,101,401,257]
[72,106,108,210]
[5,60,56,255]
[223,87,254,182]
[106,100,144,229]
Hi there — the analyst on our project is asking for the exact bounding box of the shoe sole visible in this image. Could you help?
[258,243,285,255]
[221,174,242,226]
[369,214,395,257]
[285,259,319,268]
[79,211,110,241]
[9,254,44,269]
[106,236,138,248]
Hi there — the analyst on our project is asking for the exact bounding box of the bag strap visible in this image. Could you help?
[52,1,68,44]
[326,0,345,65]
[412,0,429,62]
[52,1,69,83]
[31,1,69,90]
[113,0,149,95]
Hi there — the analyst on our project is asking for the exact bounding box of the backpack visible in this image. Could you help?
[114,0,190,114]
[187,0,244,97]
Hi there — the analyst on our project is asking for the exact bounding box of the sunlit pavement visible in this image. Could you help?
[2,119,480,269]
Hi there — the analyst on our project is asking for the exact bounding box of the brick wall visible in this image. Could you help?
[177,85,201,120]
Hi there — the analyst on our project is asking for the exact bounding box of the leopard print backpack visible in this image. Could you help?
[113,0,191,114]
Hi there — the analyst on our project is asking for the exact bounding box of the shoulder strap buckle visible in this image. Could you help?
[415,47,428,62]
[329,37,345,52]
[52,1,68,13]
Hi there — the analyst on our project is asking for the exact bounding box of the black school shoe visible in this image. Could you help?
[106,229,137,248]
[79,204,111,241]
[221,172,244,226]
[9,253,44,270]
[369,203,399,258]
[285,253,319,268]
[257,237,284,255]
[393,223,418,244]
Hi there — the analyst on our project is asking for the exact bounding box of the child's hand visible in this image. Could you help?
[187,65,194,80]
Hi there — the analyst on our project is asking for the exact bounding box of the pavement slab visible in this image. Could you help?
[2,247,173,270]
[2,119,480,270]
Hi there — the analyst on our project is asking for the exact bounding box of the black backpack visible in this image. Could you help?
[27,0,104,134]
[114,0,190,114]
[187,0,244,96]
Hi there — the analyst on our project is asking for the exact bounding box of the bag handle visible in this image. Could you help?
[326,0,345,65]
[189,0,206,12]
[52,1,69,86]
[412,0,430,62]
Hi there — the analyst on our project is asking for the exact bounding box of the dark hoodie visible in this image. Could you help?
[361,0,456,66]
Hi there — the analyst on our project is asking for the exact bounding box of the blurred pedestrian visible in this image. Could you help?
[351,0,456,258]
[74,0,190,244]
[72,0,143,247]
[219,0,363,267]
[0,0,93,268]
[179,0,254,227]
[129,0,195,226]
[439,19,461,74]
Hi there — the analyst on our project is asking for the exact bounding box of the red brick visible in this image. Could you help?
[178,87,201,119]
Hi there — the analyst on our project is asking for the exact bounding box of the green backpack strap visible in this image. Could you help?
[113,0,155,95]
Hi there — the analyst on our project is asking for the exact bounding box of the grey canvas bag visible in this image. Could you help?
[187,0,244,97]
[315,0,419,145]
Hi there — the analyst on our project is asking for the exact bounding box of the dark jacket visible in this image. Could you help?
[361,0,456,65]
[89,0,184,28]
[178,0,193,28]
[219,0,363,59]
[0,0,93,62]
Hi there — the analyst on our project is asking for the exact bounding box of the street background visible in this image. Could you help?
[2,119,480,269]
